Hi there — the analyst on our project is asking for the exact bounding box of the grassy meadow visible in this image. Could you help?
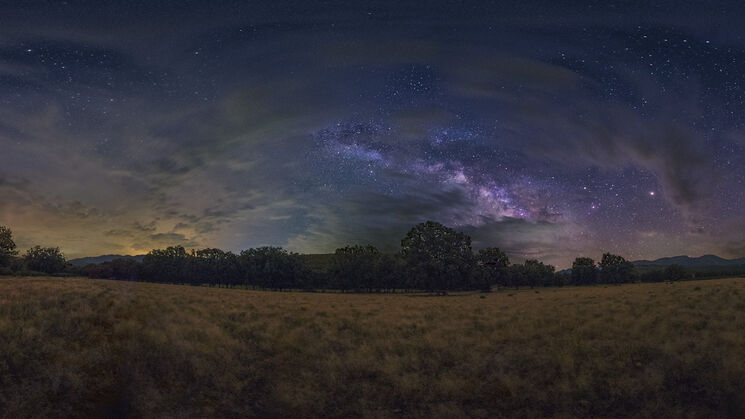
[1,277,745,418]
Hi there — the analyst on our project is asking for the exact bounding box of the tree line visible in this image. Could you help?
[0,226,67,275]
[0,222,714,292]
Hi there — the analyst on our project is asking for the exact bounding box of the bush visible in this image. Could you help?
[24,246,66,274]
[86,258,142,281]
[639,270,666,283]
[664,265,693,282]
[508,260,555,288]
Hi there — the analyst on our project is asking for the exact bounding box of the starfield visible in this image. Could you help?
[2,1,745,417]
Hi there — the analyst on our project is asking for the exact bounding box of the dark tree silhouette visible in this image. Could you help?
[0,226,18,268]
[521,259,556,288]
[85,258,141,281]
[571,257,598,285]
[507,260,557,289]
[400,221,475,293]
[238,247,306,290]
[24,246,66,274]
[639,270,665,283]
[664,264,692,282]
[331,245,383,292]
[1,221,740,292]
[476,247,510,291]
[599,253,634,284]
[142,246,190,284]
[192,248,241,287]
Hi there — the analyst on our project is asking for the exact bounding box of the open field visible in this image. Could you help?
[1,277,744,418]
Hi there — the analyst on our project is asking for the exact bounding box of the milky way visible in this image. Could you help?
[1,1,744,267]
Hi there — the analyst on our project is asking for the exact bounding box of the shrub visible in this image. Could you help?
[24,246,66,274]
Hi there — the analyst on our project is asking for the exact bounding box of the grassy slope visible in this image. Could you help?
[1,277,744,418]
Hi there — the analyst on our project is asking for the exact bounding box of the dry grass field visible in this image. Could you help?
[1,276,744,418]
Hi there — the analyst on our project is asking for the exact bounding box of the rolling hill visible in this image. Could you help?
[632,254,745,268]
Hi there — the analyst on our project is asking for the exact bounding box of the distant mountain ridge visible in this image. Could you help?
[69,254,145,267]
[632,255,745,268]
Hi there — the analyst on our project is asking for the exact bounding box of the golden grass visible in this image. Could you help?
[1,277,744,418]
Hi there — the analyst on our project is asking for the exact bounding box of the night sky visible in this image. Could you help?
[1,1,744,268]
